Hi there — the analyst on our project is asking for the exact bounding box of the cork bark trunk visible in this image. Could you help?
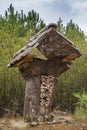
[23,75,57,122]
[19,59,71,122]
[24,76,40,122]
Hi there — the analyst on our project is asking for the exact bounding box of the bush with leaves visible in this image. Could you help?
[73,92,87,120]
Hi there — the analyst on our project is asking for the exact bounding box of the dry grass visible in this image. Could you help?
[0,117,28,130]
[0,117,87,130]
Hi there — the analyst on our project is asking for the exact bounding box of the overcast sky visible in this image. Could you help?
[0,0,87,33]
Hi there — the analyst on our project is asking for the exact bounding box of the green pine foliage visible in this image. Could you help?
[54,18,87,112]
[0,4,87,116]
[0,4,45,116]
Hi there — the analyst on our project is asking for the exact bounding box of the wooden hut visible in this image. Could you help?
[8,23,82,122]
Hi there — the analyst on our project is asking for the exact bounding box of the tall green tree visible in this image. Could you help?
[0,4,87,116]
[54,19,87,112]
[0,4,45,116]
[57,17,65,34]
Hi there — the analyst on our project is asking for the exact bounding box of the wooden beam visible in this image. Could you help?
[62,54,80,62]
[13,55,34,67]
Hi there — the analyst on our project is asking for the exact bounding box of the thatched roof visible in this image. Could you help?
[7,23,82,67]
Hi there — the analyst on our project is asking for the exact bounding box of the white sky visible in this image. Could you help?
[0,0,87,33]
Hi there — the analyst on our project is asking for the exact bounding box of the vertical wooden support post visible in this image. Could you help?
[24,76,40,122]
[40,75,55,118]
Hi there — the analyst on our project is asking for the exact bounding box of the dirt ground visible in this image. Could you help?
[0,110,87,130]
[0,117,87,130]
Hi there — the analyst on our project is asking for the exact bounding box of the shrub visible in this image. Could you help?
[74,92,87,120]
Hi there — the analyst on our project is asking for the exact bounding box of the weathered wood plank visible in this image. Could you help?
[7,28,54,67]
[8,23,82,67]
[62,54,80,62]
